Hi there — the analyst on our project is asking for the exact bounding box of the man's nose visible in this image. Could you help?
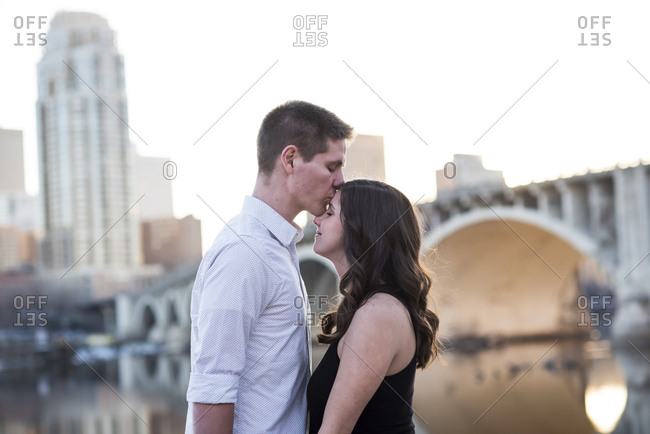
[333,168,344,187]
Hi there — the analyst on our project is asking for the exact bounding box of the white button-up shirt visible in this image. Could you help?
[185,196,311,433]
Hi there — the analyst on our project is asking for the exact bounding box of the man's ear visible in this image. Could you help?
[280,145,298,173]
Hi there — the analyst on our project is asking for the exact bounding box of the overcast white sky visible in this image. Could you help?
[2,1,650,251]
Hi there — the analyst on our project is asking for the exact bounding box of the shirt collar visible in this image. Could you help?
[242,196,304,247]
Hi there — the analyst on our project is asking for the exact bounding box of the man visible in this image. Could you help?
[186,101,354,433]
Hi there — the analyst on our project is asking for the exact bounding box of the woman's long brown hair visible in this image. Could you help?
[317,179,441,368]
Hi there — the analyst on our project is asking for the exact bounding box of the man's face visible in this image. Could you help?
[290,138,346,216]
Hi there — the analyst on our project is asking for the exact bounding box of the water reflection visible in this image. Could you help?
[611,344,650,434]
[584,343,627,434]
[412,339,648,434]
[0,354,189,434]
[415,340,591,433]
[0,339,649,433]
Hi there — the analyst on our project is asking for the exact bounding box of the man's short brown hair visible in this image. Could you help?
[257,101,354,175]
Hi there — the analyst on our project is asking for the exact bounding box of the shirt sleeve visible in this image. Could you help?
[186,236,277,404]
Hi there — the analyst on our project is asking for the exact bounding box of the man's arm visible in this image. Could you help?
[187,240,271,432]
[192,402,234,434]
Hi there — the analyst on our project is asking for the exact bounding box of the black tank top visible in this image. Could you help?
[307,340,416,433]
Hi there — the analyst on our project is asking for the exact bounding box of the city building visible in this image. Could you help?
[36,11,140,270]
[0,191,37,233]
[436,153,505,197]
[0,128,25,192]
[141,215,202,271]
[135,155,174,221]
[134,155,202,271]
[0,228,36,272]
[343,134,386,181]
[0,128,37,271]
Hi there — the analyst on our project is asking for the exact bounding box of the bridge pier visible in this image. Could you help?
[612,165,650,339]
[613,269,650,339]
[114,263,197,347]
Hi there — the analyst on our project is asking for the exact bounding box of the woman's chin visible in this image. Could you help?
[312,243,328,259]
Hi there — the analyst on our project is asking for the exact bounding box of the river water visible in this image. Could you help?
[0,337,648,433]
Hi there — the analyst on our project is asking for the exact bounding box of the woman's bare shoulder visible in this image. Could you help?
[349,292,411,333]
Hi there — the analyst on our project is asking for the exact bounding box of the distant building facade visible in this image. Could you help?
[344,134,386,181]
[0,128,37,271]
[36,12,140,270]
[0,192,36,233]
[0,128,25,192]
[436,154,506,197]
[135,155,174,220]
[0,228,36,272]
[141,215,202,270]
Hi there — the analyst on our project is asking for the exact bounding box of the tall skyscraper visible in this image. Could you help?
[36,12,140,270]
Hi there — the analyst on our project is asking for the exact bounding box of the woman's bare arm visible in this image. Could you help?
[317,293,414,434]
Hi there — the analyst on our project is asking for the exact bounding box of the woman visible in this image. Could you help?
[307,179,441,434]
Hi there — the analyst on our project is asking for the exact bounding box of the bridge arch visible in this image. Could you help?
[422,207,597,256]
[131,295,163,341]
[420,207,605,341]
[167,298,179,326]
